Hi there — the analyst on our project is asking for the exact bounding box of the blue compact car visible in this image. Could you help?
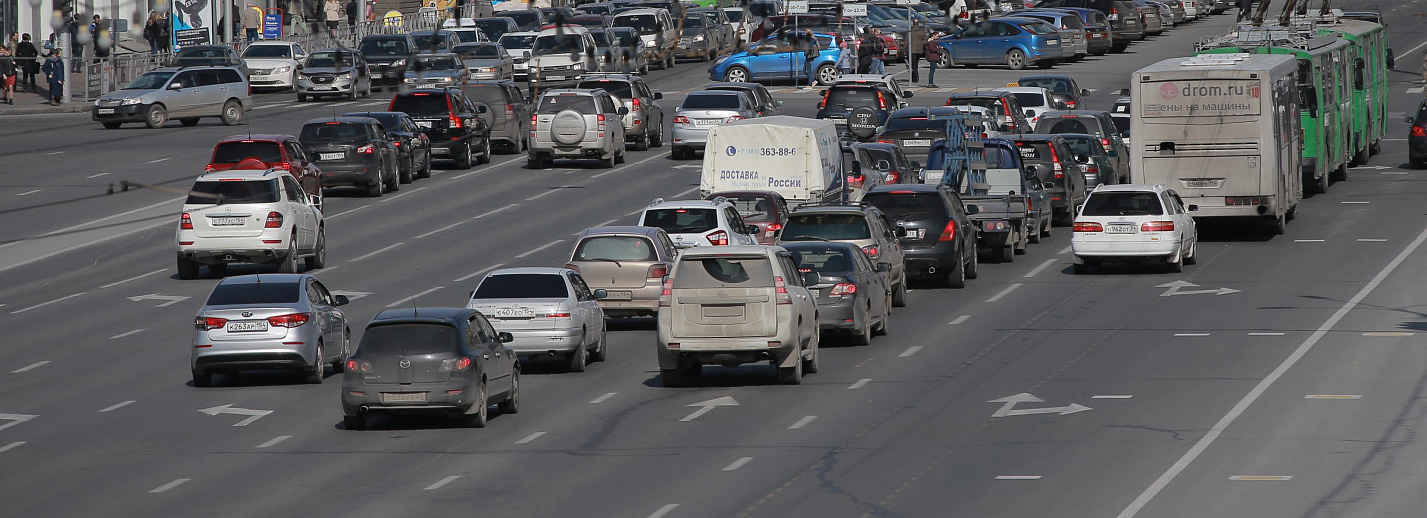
[933,17,1065,71]
[708,31,843,86]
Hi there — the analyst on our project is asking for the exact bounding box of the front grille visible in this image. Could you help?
[251,68,272,75]
[312,75,335,84]
[97,99,122,107]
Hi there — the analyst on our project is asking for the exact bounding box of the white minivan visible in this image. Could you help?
[611,8,677,70]
[529,25,600,88]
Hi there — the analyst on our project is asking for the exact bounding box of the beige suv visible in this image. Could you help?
[566,226,677,318]
[528,88,628,169]
[657,245,821,387]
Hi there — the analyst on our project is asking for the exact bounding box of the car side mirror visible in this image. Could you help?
[801,271,820,287]
[477,104,488,113]
[903,90,913,98]
[1074,154,1088,163]
[910,161,921,170]
[308,194,323,210]
[498,332,513,343]
[618,106,629,115]
[1024,109,1035,118]
[333,295,350,306]
[168,82,183,90]
[775,100,784,106]
[654,92,663,99]
[965,204,979,215]
[1187,204,1199,212]
[1080,88,1090,96]
[593,289,608,299]
[1408,116,1417,124]
[523,51,532,59]
[876,262,891,272]
[1025,164,1041,175]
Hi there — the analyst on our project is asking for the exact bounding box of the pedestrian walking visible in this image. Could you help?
[1237,0,1252,22]
[242,4,262,42]
[67,16,83,72]
[92,14,110,62]
[856,27,874,74]
[41,49,64,105]
[324,0,343,32]
[0,47,16,105]
[836,38,854,75]
[6,32,18,54]
[908,19,926,84]
[16,34,39,93]
[801,29,819,89]
[346,0,359,29]
[868,28,886,76]
[923,30,940,88]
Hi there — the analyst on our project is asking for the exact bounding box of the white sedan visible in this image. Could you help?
[466,267,608,372]
[242,41,307,91]
[1070,184,1198,274]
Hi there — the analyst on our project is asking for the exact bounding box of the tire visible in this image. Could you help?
[1371,139,1382,156]
[297,94,307,102]
[601,152,617,169]
[946,253,966,288]
[192,371,211,387]
[964,247,979,280]
[723,65,750,83]
[1014,230,1028,255]
[477,138,491,165]
[306,342,325,384]
[872,298,889,337]
[418,152,432,178]
[1072,262,1089,274]
[815,63,839,86]
[332,330,349,372]
[306,228,327,270]
[498,368,520,414]
[102,122,122,129]
[343,415,366,430]
[1005,49,1027,70]
[1166,253,1183,273]
[568,338,588,372]
[803,342,819,374]
[456,141,474,169]
[462,384,488,428]
[1110,41,1129,53]
[1035,59,1056,69]
[177,258,200,280]
[179,118,199,127]
[1028,222,1041,243]
[777,346,803,385]
[650,121,664,147]
[615,147,626,164]
[891,273,907,307]
[1000,245,1014,263]
[220,100,242,126]
[143,104,167,128]
[1270,214,1286,235]
[660,368,683,387]
[277,239,299,273]
[366,180,383,197]
[527,155,547,169]
[634,131,650,151]
[347,88,357,101]
[399,156,413,184]
[590,328,607,362]
[671,146,687,160]
[1041,219,1051,238]
[666,54,675,69]
[1182,238,1197,265]
[851,304,872,346]
[1330,162,1347,182]
[384,163,399,193]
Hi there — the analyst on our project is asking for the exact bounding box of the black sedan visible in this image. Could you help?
[343,111,435,183]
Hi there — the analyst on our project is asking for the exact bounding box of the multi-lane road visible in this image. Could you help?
[2,6,1427,517]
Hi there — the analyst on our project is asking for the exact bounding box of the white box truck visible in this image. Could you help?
[699,116,846,206]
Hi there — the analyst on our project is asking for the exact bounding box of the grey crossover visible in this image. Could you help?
[299,116,400,196]
[296,49,372,101]
[192,273,350,387]
[784,241,892,345]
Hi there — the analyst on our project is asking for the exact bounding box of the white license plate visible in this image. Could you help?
[832,119,847,125]
[1106,224,1137,234]
[902,139,931,146]
[1108,13,1119,19]
[604,291,633,300]
[907,228,925,240]
[210,216,246,226]
[1184,180,1218,188]
[97,108,115,114]
[319,152,344,161]
[495,308,536,318]
[694,119,722,127]
[309,86,335,91]
[547,75,566,81]
[416,121,433,128]
[226,321,268,332]
[381,392,427,404]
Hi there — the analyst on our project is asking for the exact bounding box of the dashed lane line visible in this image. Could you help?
[148,479,190,493]
[98,400,135,412]
[1024,258,1058,278]
[515,432,546,444]
[899,346,922,357]
[109,329,144,339]
[788,416,817,429]
[985,284,1021,302]
[256,436,292,448]
[0,441,24,454]
[10,292,85,314]
[455,263,504,283]
[514,239,564,259]
[723,457,754,471]
[948,315,970,325]
[350,243,404,262]
[590,392,617,404]
[99,269,167,289]
[386,287,444,308]
[11,361,50,373]
[646,504,680,518]
[425,476,460,490]
[847,379,871,390]
[474,203,519,219]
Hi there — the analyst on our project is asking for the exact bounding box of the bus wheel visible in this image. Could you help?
[1329,163,1347,182]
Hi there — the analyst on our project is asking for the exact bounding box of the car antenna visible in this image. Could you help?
[410,290,419,318]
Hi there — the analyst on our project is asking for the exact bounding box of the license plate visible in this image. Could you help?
[832,119,847,125]
[319,152,344,161]
[604,291,633,300]
[226,321,268,332]
[416,121,433,128]
[309,86,334,91]
[1108,13,1119,19]
[97,108,115,114]
[547,75,566,81]
[907,228,925,240]
[694,119,722,127]
[381,392,427,404]
[924,171,944,183]
[902,139,930,146]
[495,308,536,318]
[210,216,246,226]
[1184,180,1218,188]
[1106,224,1137,234]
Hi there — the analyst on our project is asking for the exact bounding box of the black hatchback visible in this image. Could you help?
[388,88,493,169]
[343,111,435,183]
[299,117,400,197]
[875,107,967,166]
[862,184,979,288]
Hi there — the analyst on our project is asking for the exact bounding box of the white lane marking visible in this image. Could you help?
[948,315,970,325]
[37,196,183,240]
[10,361,50,373]
[996,475,1043,480]
[563,169,580,174]
[98,400,136,412]
[251,105,276,110]
[1024,258,1058,278]
[149,479,190,493]
[451,170,482,180]
[350,242,404,262]
[415,220,467,239]
[646,504,679,518]
[360,101,387,106]
[1293,239,1325,242]
[325,205,369,219]
[146,157,173,163]
[1341,201,1370,204]
[1305,395,1361,400]
[332,101,358,107]
[1228,475,1292,481]
[899,346,923,357]
[109,329,145,339]
[514,239,564,259]
[525,188,567,201]
[0,414,37,431]
[45,151,64,155]
[723,457,754,471]
[313,265,340,276]
[10,292,85,314]
[985,283,1022,302]
[17,190,40,196]
[1397,36,1427,60]
[378,186,428,203]
[1358,239,1388,242]
[256,435,292,448]
[515,432,546,444]
[386,286,444,307]
[0,441,24,454]
[847,379,871,390]
[1248,332,1285,336]
[425,476,460,490]
[1058,245,1072,255]
[1092,395,1133,399]
[99,269,167,289]
[627,207,644,216]
[1174,333,1211,337]
[668,186,698,199]
[589,392,617,404]
[455,263,504,283]
[788,416,817,429]
[1409,87,1426,94]
[592,153,665,178]
[1363,332,1415,337]
[1116,225,1427,518]
[86,172,109,178]
[474,203,518,219]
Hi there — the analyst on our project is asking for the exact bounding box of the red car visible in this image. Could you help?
[706,190,790,245]
[206,134,324,197]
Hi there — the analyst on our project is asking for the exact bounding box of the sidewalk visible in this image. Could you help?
[0,89,88,116]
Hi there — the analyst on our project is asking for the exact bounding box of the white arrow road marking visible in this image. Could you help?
[680,396,739,422]
[198,404,272,427]
[0,441,24,454]
[987,393,1091,418]
[329,291,372,301]
[149,479,190,493]
[127,294,191,307]
[1156,280,1239,297]
[0,413,37,432]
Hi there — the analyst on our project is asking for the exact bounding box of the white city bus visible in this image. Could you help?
[1130,53,1301,234]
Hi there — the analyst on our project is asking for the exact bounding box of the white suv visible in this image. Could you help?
[176,169,327,279]
[1070,184,1199,274]
[639,197,760,249]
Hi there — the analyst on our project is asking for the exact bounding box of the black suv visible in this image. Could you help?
[343,111,435,183]
[862,184,978,288]
[1010,134,1087,225]
[876,106,966,164]
[359,34,418,91]
[461,80,534,153]
[299,116,400,197]
[388,88,493,169]
[817,82,911,141]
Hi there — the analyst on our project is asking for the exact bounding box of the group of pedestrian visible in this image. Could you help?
[142,11,172,54]
[0,33,46,105]
[909,20,941,87]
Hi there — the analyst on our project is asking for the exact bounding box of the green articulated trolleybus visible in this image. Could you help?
[1310,9,1391,164]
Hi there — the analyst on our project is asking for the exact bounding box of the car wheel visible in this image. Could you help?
[1014,230,1028,255]
[777,345,803,385]
[419,151,433,178]
[332,330,349,372]
[1271,213,1287,235]
[1110,41,1128,53]
[660,367,684,387]
[601,152,617,168]
[615,147,626,164]
[461,383,488,428]
[366,179,383,197]
[456,140,474,169]
[964,246,979,279]
[1041,219,1052,237]
[527,154,546,169]
[384,165,399,193]
[1330,162,1347,182]
[180,118,200,127]
[498,368,520,414]
[590,328,607,362]
[477,138,491,165]
[568,337,588,372]
[650,121,664,147]
[144,104,167,129]
[177,258,200,280]
[1166,252,1184,273]
[306,342,325,384]
[851,303,872,346]
[297,94,307,102]
[220,100,242,126]
[946,253,967,288]
[101,121,122,129]
[1072,262,1090,274]
[347,88,357,101]
[399,156,413,184]
[803,341,819,373]
[999,245,1014,263]
[305,228,327,270]
[192,371,211,387]
[634,131,650,151]
[723,65,749,83]
[892,272,907,307]
[1036,59,1056,69]
[816,63,839,86]
[1005,48,1027,70]
[343,415,366,430]
[277,238,299,273]
[872,298,889,337]
[1183,238,1198,265]
[666,53,675,68]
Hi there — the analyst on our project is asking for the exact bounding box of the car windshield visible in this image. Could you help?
[413,56,460,70]
[574,236,658,261]
[474,20,513,39]
[1038,117,1093,134]
[505,11,541,27]
[300,123,366,142]
[533,34,584,55]
[884,116,941,132]
[1082,192,1165,216]
[719,195,777,221]
[642,208,718,234]
[614,14,659,34]
[359,324,460,355]
[456,45,502,59]
[499,34,536,49]
[242,45,291,58]
[724,10,744,21]
[863,193,946,221]
[474,273,569,298]
[413,33,452,50]
[576,80,633,98]
[1011,92,1044,107]
[187,179,280,205]
[683,15,705,27]
[537,94,596,114]
[205,281,300,305]
[1019,77,1071,93]
[788,247,855,274]
[360,38,409,56]
[609,30,640,46]
[123,71,174,90]
[213,142,282,164]
[672,257,775,288]
[391,93,451,117]
[682,93,741,110]
[306,51,355,67]
[782,213,871,240]
[825,88,881,109]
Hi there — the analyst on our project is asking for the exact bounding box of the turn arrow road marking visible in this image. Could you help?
[198,404,273,427]
[128,294,192,307]
[0,413,37,432]
[988,393,1091,418]
[680,396,739,422]
[1156,280,1240,297]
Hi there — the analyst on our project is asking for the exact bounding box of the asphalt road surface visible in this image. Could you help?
[2,5,1427,517]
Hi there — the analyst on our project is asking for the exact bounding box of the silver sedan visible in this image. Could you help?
[670,90,761,160]
[455,42,516,81]
[466,267,608,372]
[191,273,351,387]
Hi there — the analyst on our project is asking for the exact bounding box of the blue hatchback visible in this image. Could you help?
[933,17,1065,71]
[708,31,843,86]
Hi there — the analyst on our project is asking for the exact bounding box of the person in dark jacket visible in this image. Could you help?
[801,29,818,89]
[0,47,16,104]
[856,27,874,74]
[923,30,940,88]
[908,20,926,84]
[16,33,39,93]
[1237,0,1253,22]
[41,49,64,105]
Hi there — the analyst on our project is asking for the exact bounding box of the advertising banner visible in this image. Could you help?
[1140,80,1262,118]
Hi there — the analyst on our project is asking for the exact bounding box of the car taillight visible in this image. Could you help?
[1414,126,1427,137]
[441,357,473,372]
[884,170,899,183]
[847,174,865,189]
[659,278,673,307]
[506,104,515,117]
[1141,221,1174,232]
[877,139,894,144]
[564,263,581,275]
[938,220,957,242]
[764,223,782,237]
[358,144,374,154]
[181,213,193,230]
[1051,145,1064,179]
[392,141,402,147]
[195,316,226,330]
[647,264,668,279]
[597,113,607,131]
[1064,99,1078,108]
[632,97,642,110]
[774,276,792,305]
[540,311,572,318]
[1073,222,1103,232]
[878,93,887,110]
[448,96,462,128]
[265,211,283,228]
[673,115,690,124]
[725,115,745,123]
[204,164,216,172]
[347,359,373,373]
[707,230,728,245]
[863,244,880,259]
[1100,138,1111,152]
[829,283,857,296]
[959,10,969,17]
[267,313,311,327]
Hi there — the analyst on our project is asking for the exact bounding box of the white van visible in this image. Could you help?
[611,8,677,70]
[699,116,846,206]
[529,25,600,87]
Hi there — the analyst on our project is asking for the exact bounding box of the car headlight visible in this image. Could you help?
[339,71,352,78]
[120,97,142,105]
[693,34,705,42]
[272,65,291,74]
[403,78,415,83]
[391,59,406,68]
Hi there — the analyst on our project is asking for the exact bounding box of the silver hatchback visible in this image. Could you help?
[670,90,760,160]
[191,274,350,387]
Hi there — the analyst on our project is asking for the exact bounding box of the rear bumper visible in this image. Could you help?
[656,332,798,369]
[318,163,383,187]
[192,339,314,372]
[671,126,710,146]
[1072,238,1178,258]
[816,302,857,332]
[1409,136,1427,160]
[902,241,962,276]
[341,381,477,415]
[597,297,660,316]
[496,327,584,355]
[177,232,291,265]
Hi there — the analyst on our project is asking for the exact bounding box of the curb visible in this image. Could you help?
[0,104,88,116]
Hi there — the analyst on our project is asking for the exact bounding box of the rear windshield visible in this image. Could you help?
[1112,115,1130,137]
[863,148,898,170]
[576,80,633,99]
[213,142,282,164]
[614,14,660,34]
[863,193,947,221]
[360,38,409,56]
[825,88,881,110]
[451,30,483,43]
[391,94,451,117]
[506,11,541,27]
[1061,136,1099,156]
[1015,141,1051,163]
[673,257,775,288]
[359,323,460,355]
[948,98,1001,114]
[537,94,596,114]
[719,194,777,221]
[463,85,506,105]
[884,116,941,132]
[473,273,569,298]
[1021,22,1057,35]
[1018,77,1072,94]
[1082,192,1165,216]
[642,208,718,234]
[300,123,366,142]
[187,179,280,204]
[682,93,742,110]
[1010,92,1044,107]
[499,34,536,49]
[206,281,300,305]
[345,112,402,129]
[574,235,658,261]
[609,30,640,46]
[787,247,854,274]
[724,10,744,22]
[474,20,513,39]
[1037,117,1094,134]
[456,45,503,58]
[782,213,871,240]
[985,145,1020,169]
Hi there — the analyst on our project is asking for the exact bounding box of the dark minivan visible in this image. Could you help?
[861,184,978,288]
[359,34,417,90]
[388,87,493,169]
[299,117,400,197]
